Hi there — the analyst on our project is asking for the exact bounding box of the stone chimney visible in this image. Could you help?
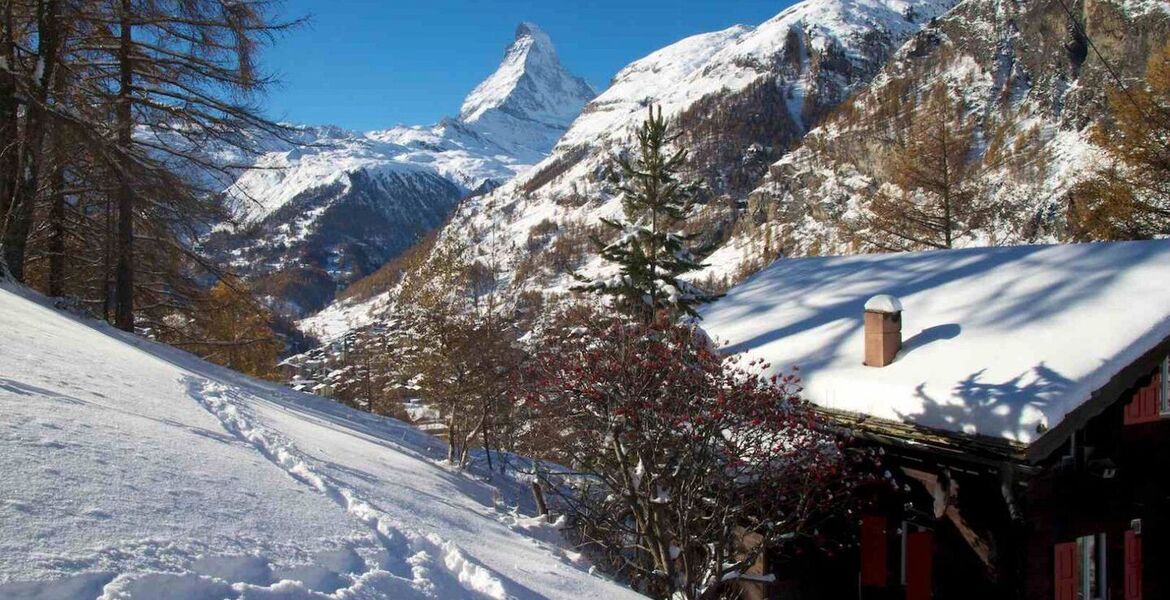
[864,295,903,367]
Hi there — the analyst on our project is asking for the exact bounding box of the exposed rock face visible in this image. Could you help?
[206,168,462,317]
[720,0,1170,274]
[459,22,597,156]
[302,0,1170,340]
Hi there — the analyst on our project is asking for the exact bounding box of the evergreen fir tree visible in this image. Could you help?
[575,106,720,321]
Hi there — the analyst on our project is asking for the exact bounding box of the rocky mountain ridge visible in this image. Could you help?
[459,22,598,157]
[208,23,596,318]
[301,0,1169,343]
[702,0,1170,276]
[301,0,962,339]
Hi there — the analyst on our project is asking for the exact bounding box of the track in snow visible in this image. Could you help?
[190,379,512,600]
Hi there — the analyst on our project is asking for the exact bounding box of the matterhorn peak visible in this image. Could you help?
[457,22,596,155]
[514,21,552,47]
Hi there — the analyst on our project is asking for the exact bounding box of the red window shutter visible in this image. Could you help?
[860,514,887,588]
[1125,374,1162,425]
[1054,542,1078,600]
[1125,392,1142,424]
[1151,373,1163,416]
[906,531,933,600]
[1125,530,1143,600]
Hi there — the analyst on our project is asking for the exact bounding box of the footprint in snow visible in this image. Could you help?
[3,500,33,513]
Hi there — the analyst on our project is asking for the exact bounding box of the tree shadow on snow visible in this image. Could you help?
[0,378,86,405]
[715,242,1164,376]
[895,363,1074,441]
[701,243,1167,441]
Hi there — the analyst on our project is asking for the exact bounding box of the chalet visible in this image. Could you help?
[701,240,1170,600]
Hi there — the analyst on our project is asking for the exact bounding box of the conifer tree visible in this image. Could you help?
[1072,41,1170,239]
[862,83,987,250]
[165,279,281,378]
[575,106,720,322]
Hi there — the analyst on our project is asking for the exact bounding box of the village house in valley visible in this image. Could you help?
[702,240,1170,600]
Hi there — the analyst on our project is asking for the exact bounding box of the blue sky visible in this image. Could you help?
[261,0,790,131]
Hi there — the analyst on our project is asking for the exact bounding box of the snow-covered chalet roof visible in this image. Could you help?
[700,240,1170,446]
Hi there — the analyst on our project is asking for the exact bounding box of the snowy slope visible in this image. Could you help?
[225,124,521,228]
[558,0,952,149]
[700,240,1170,444]
[299,288,394,342]
[306,0,959,338]
[0,283,643,600]
[225,22,593,228]
[459,22,597,157]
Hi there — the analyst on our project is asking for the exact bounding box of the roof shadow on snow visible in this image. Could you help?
[704,241,1170,439]
[897,363,1074,440]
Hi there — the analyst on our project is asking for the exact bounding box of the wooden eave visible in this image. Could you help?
[814,406,1028,473]
[1025,331,1170,463]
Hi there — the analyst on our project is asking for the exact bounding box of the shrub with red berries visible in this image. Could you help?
[518,307,867,599]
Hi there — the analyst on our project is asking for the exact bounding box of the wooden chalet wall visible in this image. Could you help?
[776,357,1169,599]
[763,433,1017,599]
[1022,366,1169,600]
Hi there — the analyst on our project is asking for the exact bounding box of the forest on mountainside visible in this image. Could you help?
[300,0,1170,422]
[729,0,1170,285]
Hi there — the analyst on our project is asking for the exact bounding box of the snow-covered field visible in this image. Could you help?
[0,283,642,599]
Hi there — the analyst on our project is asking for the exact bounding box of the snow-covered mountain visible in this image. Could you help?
[300,0,959,340]
[209,23,595,318]
[459,22,598,157]
[0,281,644,599]
[554,0,953,151]
[707,0,1170,277]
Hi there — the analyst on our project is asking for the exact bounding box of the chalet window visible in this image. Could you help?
[1076,533,1104,598]
[1078,533,1108,600]
[1055,534,1108,600]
